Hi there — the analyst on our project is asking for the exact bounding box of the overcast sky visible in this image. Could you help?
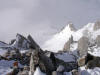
[0,0,100,45]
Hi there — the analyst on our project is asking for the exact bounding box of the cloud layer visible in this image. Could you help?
[0,0,100,46]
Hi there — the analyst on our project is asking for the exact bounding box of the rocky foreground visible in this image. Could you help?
[0,33,99,75]
[0,21,100,75]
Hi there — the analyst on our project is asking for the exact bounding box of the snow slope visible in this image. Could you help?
[42,23,100,53]
[42,23,75,52]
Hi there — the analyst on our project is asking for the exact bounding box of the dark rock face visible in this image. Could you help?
[77,36,89,57]
[0,33,41,51]
[94,21,100,31]
[9,39,16,45]
[81,53,100,69]
[27,35,40,50]
[39,52,55,75]
[29,50,55,75]
[96,35,100,47]
[14,34,30,50]
[86,57,100,69]
[85,53,94,65]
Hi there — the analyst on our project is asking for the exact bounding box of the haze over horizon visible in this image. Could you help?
[0,0,100,45]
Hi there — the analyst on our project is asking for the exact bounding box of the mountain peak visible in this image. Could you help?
[61,23,76,33]
[67,23,76,31]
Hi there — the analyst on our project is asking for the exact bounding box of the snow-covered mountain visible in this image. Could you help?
[42,22,100,53]
[42,23,76,52]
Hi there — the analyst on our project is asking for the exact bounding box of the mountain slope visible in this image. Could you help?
[43,22,100,53]
[42,23,76,52]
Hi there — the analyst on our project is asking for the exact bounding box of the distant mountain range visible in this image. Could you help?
[42,21,100,56]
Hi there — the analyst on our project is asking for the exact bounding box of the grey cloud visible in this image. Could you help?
[0,0,100,46]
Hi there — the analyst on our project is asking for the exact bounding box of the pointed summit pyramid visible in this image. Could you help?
[42,23,76,52]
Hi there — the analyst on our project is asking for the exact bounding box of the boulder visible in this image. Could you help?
[86,56,100,69]
[77,36,89,57]
[78,57,85,67]
[29,50,55,75]
[55,58,78,72]
[96,35,100,47]
[94,21,100,31]
[39,52,55,75]
[85,53,94,65]
[84,53,100,69]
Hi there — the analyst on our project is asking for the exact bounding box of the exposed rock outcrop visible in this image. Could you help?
[63,36,73,52]
[94,21,100,31]
[77,36,89,57]
[9,39,16,45]
[78,53,100,69]
[29,50,55,75]
[29,50,38,75]
[96,35,100,47]
[27,35,40,50]
[14,34,30,50]
[63,40,71,52]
